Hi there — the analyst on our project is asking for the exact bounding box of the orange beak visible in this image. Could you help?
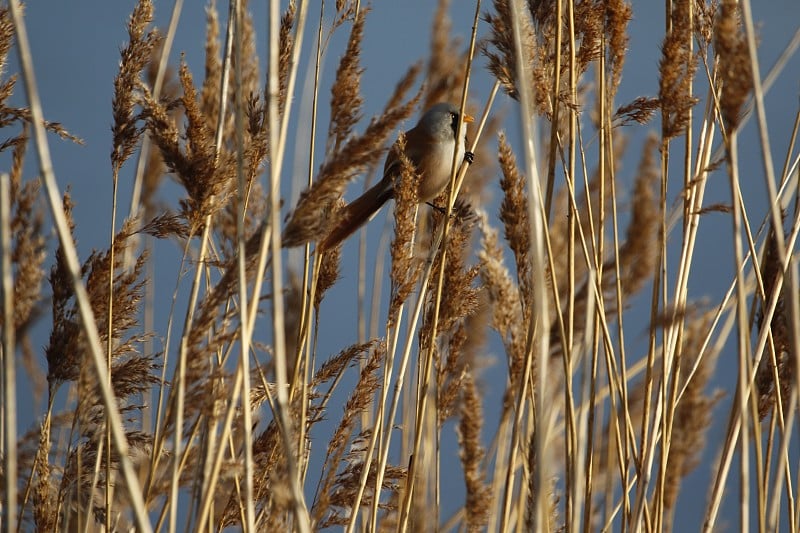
[463,113,475,123]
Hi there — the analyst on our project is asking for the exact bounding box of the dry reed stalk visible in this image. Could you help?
[124,0,182,230]
[286,12,429,532]
[498,131,532,305]
[387,134,421,323]
[653,9,696,449]
[231,1,261,528]
[312,342,385,527]
[603,0,631,104]
[55,221,154,526]
[736,16,799,512]
[291,3,323,443]
[5,135,46,347]
[478,214,524,399]
[0,7,64,437]
[201,5,223,137]
[458,371,491,532]
[696,195,800,531]
[111,0,158,177]
[178,5,267,529]
[596,6,635,518]
[261,0,311,529]
[191,3,305,527]
[392,3,483,524]
[1,174,19,533]
[133,7,266,514]
[715,0,751,134]
[425,0,468,109]
[31,412,55,531]
[756,226,793,419]
[661,311,723,529]
[427,204,480,414]
[595,137,660,526]
[625,1,699,528]
[564,14,584,520]
[107,3,158,525]
[326,7,366,154]
[7,1,800,531]
[477,210,529,530]
[659,0,698,141]
[615,135,660,300]
[700,2,759,531]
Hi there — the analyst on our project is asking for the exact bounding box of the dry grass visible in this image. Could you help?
[3,0,800,531]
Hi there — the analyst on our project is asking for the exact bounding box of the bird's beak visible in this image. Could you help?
[463,114,475,123]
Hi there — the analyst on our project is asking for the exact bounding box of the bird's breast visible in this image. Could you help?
[416,135,464,202]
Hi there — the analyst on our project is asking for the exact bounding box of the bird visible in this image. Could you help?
[319,102,474,251]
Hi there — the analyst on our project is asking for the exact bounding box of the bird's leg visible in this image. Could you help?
[425,201,475,226]
[464,151,474,164]
[425,202,447,215]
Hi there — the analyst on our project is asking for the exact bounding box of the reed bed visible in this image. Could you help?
[1,0,800,531]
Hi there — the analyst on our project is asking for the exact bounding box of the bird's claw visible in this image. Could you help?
[426,202,447,215]
[464,151,475,164]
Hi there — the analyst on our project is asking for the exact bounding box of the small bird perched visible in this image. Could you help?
[319,102,474,250]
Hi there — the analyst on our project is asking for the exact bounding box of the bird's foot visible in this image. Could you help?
[426,202,447,215]
[426,200,476,226]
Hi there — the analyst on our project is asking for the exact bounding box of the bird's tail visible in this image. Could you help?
[320,179,393,251]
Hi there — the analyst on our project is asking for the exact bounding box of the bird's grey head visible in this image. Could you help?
[419,102,463,140]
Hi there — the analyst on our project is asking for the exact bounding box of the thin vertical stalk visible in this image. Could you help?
[507,0,550,529]
[127,0,185,225]
[105,167,118,533]
[168,216,212,533]
[231,0,257,529]
[7,2,152,530]
[292,0,324,490]
[393,5,481,530]
[1,174,18,532]
[263,0,311,529]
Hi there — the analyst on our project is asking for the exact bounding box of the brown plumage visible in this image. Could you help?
[320,102,473,250]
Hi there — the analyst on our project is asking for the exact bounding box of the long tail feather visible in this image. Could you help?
[320,178,394,250]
